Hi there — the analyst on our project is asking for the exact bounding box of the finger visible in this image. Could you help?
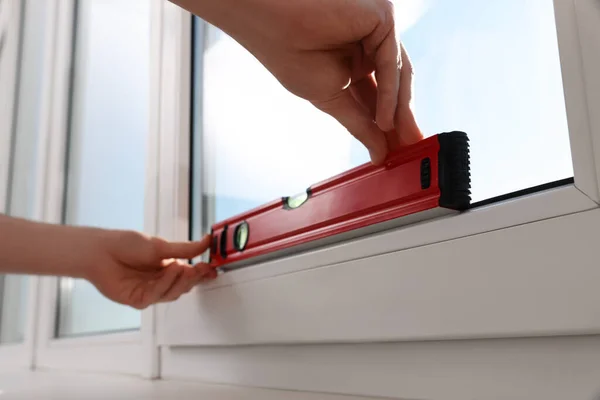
[193,262,217,280]
[398,43,414,108]
[160,264,216,302]
[154,234,212,260]
[373,29,400,132]
[350,74,377,119]
[203,269,218,281]
[353,77,406,156]
[192,263,218,285]
[159,266,198,302]
[314,90,388,165]
[393,43,423,149]
[144,261,184,305]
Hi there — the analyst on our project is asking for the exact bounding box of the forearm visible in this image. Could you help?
[169,0,239,27]
[168,0,281,43]
[0,214,104,279]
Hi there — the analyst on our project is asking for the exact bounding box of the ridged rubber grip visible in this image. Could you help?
[437,131,471,210]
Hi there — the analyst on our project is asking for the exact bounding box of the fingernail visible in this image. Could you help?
[369,150,386,166]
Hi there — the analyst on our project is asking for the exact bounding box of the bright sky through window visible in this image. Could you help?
[200,0,572,221]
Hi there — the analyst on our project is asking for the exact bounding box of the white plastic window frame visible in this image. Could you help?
[154,0,600,349]
[28,0,158,377]
[0,0,20,213]
[156,3,600,397]
[0,0,17,278]
[0,0,36,372]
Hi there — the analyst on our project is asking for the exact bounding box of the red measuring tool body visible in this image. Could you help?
[209,131,470,271]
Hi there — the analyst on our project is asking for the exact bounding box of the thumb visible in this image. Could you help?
[154,234,212,260]
[314,90,388,165]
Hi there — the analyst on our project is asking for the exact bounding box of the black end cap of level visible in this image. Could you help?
[437,131,471,211]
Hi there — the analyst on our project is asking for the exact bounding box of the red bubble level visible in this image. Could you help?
[209,131,471,271]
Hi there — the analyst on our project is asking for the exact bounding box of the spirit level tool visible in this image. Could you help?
[209,131,470,271]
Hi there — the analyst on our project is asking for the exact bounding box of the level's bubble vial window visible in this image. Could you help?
[233,221,249,251]
[284,190,309,210]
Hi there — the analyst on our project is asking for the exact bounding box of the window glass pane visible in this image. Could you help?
[192,0,572,234]
[0,0,48,344]
[57,0,150,337]
[0,276,28,344]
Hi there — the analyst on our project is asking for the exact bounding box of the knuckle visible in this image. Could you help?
[121,229,146,243]
[364,0,397,57]
[379,0,396,26]
[148,236,170,260]
[119,230,156,256]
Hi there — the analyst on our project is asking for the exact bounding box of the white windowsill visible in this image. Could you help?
[197,184,594,290]
[0,370,384,400]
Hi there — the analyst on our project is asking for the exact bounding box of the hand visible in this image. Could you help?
[173,0,423,164]
[85,231,217,310]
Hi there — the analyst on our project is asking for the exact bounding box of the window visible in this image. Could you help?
[191,0,573,240]
[22,0,155,378]
[0,276,27,344]
[159,0,600,369]
[0,0,597,397]
[56,0,150,337]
